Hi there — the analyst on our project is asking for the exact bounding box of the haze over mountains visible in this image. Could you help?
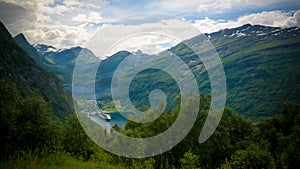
[14,23,300,119]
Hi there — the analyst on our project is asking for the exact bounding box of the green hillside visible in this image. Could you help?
[0,22,73,120]
[201,24,300,118]
[14,38,99,91]
[97,24,300,119]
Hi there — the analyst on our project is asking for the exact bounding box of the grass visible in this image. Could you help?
[0,153,126,169]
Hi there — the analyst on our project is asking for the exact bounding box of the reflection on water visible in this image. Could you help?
[109,112,131,128]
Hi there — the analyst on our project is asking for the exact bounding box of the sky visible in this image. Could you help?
[0,0,300,56]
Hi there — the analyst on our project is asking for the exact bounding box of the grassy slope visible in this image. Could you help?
[210,29,300,118]
[0,153,126,169]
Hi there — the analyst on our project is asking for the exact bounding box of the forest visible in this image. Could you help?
[1,77,299,169]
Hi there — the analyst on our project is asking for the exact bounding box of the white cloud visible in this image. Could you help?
[1,0,108,49]
[72,12,103,23]
[151,0,204,12]
[197,0,247,12]
[20,23,99,48]
[193,10,300,34]
[152,0,298,13]
[1,0,299,54]
[39,4,72,15]
[86,19,201,58]
[63,0,106,9]
[63,0,80,7]
[106,34,179,56]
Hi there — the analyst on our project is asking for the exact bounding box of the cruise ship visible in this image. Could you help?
[88,110,111,122]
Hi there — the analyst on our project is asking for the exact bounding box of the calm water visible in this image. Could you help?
[108,112,132,128]
[90,112,133,130]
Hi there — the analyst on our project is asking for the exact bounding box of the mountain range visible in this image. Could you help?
[14,23,300,119]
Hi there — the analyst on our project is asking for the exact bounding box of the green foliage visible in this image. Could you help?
[0,77,21,157]
[0,78,62,158]
[180,150,201,169]
[17,93,62,152]
[1,89,300,168]
[229,144,275,169]
[62,114,95,160]
[0,151,127,169]
[0,24,73,121]
[255,102,300,168]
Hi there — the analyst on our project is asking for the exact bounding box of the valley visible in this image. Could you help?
[15,24,300,119]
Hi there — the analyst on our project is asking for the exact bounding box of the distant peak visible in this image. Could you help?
[241,23,252,27]
[15,33,25,39]
[105,50,131,60]
[14,33,29,44]
[33,43,59,53]
[114,50,132,56]
[0,21,13,41]
[69,46,82,50]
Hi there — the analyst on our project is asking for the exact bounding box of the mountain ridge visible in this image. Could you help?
[0,21,73,120]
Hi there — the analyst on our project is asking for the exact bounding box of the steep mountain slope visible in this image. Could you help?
[95,51,131,101]
[15,38,98,91]
[0,22,73,120]
[14,34,45,68]
[171,24,300,118]
[95,24,300,119]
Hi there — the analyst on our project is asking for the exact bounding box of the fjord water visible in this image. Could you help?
[109,112,130,128]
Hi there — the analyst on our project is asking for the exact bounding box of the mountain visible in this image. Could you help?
[15,23,300,119]
[172,24,300,118]
[0,22,73,120]
[95,51,131,97]
[33,44,60,54]
[95,24,300,119]
[15,38,99,91]
[14,33,49,69]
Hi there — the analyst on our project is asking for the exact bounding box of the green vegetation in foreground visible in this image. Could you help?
[1,78,299,168]
[0,152,127,169]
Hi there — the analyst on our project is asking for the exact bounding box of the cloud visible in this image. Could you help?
[86,19,201,58]
[0,0,108,49]
[21,23,99,48]
[0,1,37,24]
[0,0,55,13]
[197,0,253,13]
[39,4,72,15]
[151,0,298,13]
[72,12,103,23]
[193,10,300,33]
[106,34,179,56]
[63,0,80,7]
[1,0,299,53]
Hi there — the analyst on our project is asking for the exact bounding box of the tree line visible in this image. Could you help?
[1,77,299,168]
